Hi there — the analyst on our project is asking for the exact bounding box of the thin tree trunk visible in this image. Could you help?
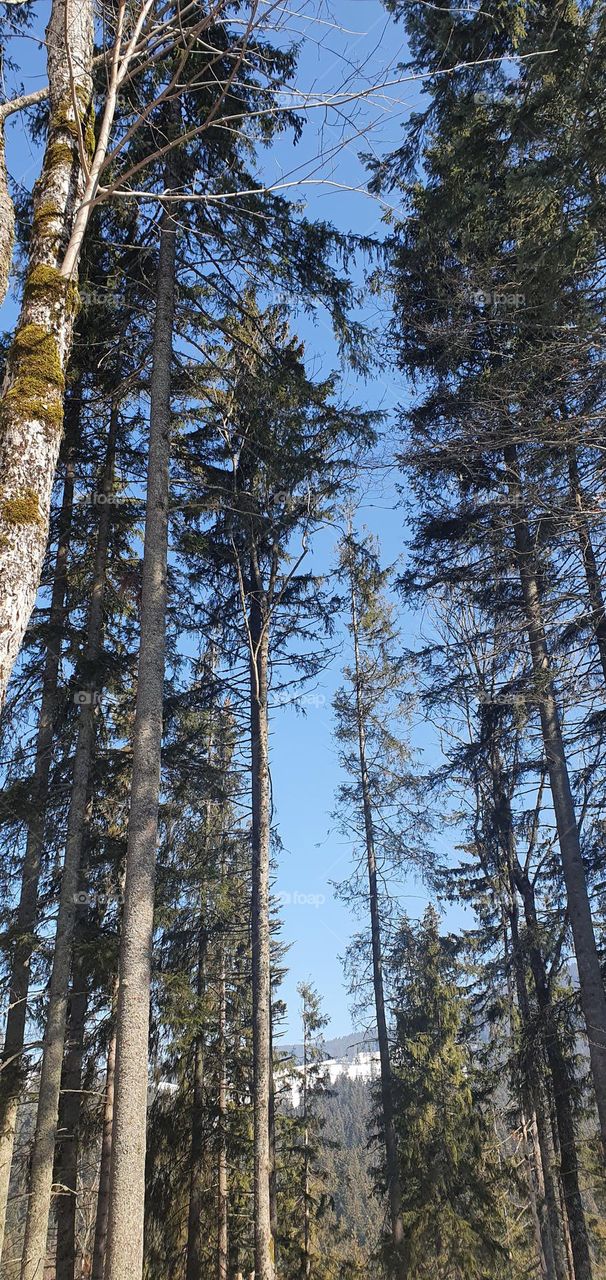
[54,941,88,1280]
[103,150,177,1280]
[0,0,93,709]
[91,1012,117,1280]
[249,592,274,1280]
[514,860,594,1280]
[186,922,208,1280]
[349,573,405,1273]
[0,429,76,1264]
[505,442,606,1162]
[20,407,117,1280]
[488,738,569,1280]
[217,935,228,1280]
[523,1105,551,1280]
[567,446,606,686]
[268,1019,278,1256]
[302,1009,310,1280]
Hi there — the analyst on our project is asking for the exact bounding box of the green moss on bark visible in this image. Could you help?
[46,142,74,173]
[1,489,43,526]
[12,324,64,389]
[0,323,66,435]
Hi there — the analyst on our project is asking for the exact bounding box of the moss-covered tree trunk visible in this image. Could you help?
[0,0,93,710]
[0,434,75,1266]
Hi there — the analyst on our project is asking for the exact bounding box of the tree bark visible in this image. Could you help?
[54,941,88,1280]
[217,935,228,1280]
[186,920,208,1280]
[505,442,606,1162]
[19,405,117,1280]
[487,737,570,1280]
[103,156,177,1280]
[249,592,275,1280]
[567,447,606,686]
[91,1012,117,1280]
[513,860,594,1280]
[0,430,76,1265]
[348,572,405,1274]
[0,0,93,709]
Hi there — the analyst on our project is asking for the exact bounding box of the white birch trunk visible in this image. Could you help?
[0,0,93,709]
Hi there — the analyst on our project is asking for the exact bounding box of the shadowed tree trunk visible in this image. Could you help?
[186,915,208,1280]
[217,933,228,1280]
[513,859,594,1280]
[20,403,116,1280]
[0,426,76,1264]
[91,1009,117,1280]
[487,733,571,1280]
[103,142,177,1280]
[567,446,606,686]
[54,941,88,1280]
[505,441,606,1165]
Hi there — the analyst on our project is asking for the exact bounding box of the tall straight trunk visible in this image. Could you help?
[505,442,606,1160]
[567,447,606,686]
[91,1013,117,1280]
[0,430,76,1263]
[488,738,570,1280]
[217,937,228,1280]
[186,923,208,1280]
[0,0,93,709]
[249,593,274,1280]
[509,906,569,1280]
[349,575,405,1272]
[54,941,88,1280]
[513,860,594,1280]
[523,1104,551,1280]
[268,1020,278,1253]
[103,158,177,1280]
[20,407,117,1280]
[302,1012,311,1280]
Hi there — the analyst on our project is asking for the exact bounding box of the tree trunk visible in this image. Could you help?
[0,0,93,709]
[269,1019,278,1256]
[20,407,117,1280]
[217,936,228,1280]
[514,861,594,1280]
[54,941,88,1280]
[186,923,208,1280]
[487,737,570,1280]
[91,1011,117,1280]
[349,573,405,1273]
[302,1008,311,1280]
[567,446,606,686]
[505,441,606,1162]
[523,1103,552,1280]
[0,429,76,1264]
[103,157,177,1280]
[249,592,274,1280]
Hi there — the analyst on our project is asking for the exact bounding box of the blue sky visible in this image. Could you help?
[2,0,464,1041]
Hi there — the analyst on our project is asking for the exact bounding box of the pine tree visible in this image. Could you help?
[389,906,527,1280]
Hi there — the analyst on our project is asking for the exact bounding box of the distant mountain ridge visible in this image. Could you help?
[281,1030,379,1066]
